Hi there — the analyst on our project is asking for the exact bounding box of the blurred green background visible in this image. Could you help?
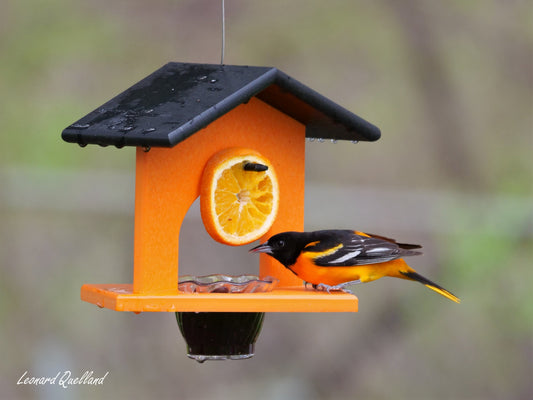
[1,0,532,399]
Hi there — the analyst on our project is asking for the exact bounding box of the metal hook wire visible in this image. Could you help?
[221,0,225,64]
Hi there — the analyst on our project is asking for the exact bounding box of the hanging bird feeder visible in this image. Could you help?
[62,62,380,360]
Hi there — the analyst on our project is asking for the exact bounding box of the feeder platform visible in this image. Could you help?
[81,284,358,313]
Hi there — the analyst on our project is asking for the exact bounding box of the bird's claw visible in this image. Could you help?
[314,283,354,294]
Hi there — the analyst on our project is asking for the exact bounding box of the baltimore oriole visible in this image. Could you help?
[250,230,460,303]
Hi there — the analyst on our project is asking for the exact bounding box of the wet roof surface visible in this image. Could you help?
[62,62,381,148]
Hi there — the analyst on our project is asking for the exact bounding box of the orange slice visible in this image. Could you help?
[200,148,279,245]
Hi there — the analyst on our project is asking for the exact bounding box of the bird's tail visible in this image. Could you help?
[400,270,460,303]
[400,249,423,257]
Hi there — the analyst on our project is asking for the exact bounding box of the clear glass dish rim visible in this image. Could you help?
[178,274,278,286]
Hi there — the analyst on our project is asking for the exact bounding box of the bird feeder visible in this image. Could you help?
[62,62,380,359]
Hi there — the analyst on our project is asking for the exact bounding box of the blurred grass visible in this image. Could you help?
[1,0,532,399]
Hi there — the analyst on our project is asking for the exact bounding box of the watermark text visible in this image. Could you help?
[17,370,109,389]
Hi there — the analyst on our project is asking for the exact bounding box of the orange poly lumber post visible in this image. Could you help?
[133,97,304,295]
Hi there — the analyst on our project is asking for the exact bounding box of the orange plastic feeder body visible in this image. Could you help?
[63,63,382,313]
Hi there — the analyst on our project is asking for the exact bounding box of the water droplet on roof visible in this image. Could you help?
[70,123,90,129]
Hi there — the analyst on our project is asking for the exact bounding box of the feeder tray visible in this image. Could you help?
[81,283,357,312]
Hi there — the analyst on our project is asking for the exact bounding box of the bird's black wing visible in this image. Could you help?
[307,231,421,267]
[363,232,422,250]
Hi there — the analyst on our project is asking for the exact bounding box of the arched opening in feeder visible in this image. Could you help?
[179,197,252,278]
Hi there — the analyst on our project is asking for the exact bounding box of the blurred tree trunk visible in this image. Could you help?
[387,0,485,189]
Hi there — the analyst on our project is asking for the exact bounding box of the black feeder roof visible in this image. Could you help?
[62,62,381,148]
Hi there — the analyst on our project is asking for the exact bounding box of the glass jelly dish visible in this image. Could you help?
[176,274,278,362]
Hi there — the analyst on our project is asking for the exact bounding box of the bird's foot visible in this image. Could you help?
[313,280,361,294]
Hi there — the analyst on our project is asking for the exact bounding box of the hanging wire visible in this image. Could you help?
[221,0,226,64]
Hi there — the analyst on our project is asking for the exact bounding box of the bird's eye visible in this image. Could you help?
[276,240,285,248]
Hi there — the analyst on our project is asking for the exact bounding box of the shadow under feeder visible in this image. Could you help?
[63,62,381,360]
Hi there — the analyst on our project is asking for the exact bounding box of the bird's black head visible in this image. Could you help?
[249,232,308,268]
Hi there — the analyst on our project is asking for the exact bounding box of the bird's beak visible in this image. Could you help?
[249,243,273,255]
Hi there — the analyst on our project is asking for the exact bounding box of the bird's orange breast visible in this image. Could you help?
[290,255,408,286]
